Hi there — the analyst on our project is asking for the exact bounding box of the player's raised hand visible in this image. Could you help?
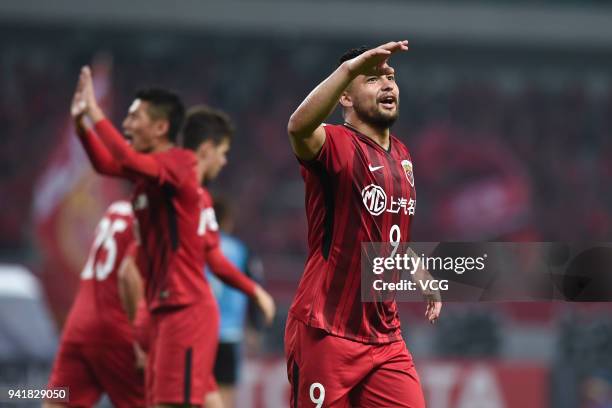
[71,70,87,119]
[79,66,105,122]
[344,40,409,77]
[254,284,276,326]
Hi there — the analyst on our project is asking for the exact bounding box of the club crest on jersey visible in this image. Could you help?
[362,184,387,216]
[401,160,414,187]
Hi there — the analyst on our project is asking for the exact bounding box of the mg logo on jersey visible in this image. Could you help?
[362,184,387,216]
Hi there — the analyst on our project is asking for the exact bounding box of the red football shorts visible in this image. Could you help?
[146,299,219,406]
[285,316,425,408]
[47,341,145,408]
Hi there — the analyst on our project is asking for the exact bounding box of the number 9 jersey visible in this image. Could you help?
[289,124,416,344]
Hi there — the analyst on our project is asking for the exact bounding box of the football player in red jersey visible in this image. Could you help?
[71,67,275,408]
[44,201,145,408]
[181,105,254,408]
[285,41,442,407]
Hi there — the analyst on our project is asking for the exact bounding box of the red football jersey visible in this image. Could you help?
[132,147,218,311]
[62,201,136,344]
[200,187,221,251]
[289,124,416,344]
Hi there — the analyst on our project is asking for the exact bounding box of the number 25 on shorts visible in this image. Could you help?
[310,382,325,407]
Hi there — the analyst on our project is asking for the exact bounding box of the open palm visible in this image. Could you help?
[345,40,409,77]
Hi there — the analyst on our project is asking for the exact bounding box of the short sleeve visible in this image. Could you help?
[201,190,220,251]
[298,124,351,174]
[154,148,196,187]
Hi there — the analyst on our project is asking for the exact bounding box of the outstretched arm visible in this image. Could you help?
[72,72,124,177]
[207,246,256,295]
[77,126,126,176]
[77,66,160,179]
[207,247,276,325]
[287,40,408,160]
[92,118,160,179]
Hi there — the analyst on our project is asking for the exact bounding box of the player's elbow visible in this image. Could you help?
[287,113,307,140]
[89,161,112,176]
[94,160,115,175]
[89,161,104,174]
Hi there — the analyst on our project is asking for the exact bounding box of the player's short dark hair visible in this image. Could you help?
[181,105,235,151]
[338,46,370,67]
[135,88,185,143]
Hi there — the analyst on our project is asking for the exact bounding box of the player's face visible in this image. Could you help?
[204,138,230,181]
[348,72,400,128]
[122,99,164,153]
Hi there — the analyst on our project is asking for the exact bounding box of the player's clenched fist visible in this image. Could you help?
[343,40,409,77]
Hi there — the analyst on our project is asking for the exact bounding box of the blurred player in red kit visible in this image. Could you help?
[71,67,275,408]
[285,41,442,407]
[181,105,260,408]
[122,105,267,408]
[44,201,145,408]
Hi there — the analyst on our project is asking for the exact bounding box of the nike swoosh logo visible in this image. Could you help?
[368,164,384,172]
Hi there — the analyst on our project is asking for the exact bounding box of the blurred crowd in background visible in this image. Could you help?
[4,28,612,253]
[2,20,612,407]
